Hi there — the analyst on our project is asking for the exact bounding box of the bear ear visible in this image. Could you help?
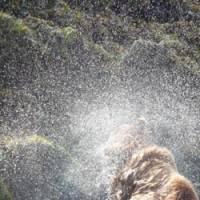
[134,117,146,133]
[135,117,146,126]
[166,175,199,200]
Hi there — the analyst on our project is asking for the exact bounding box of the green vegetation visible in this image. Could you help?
[12,18,29,34]
[0,88,14,97]
[88,41,114,62]
[1,134,80,166]
[0,0,56,16]
[74,9,85,23]
[63,2,70,13]
[0,178,12,200]
[0,12,30,35]
[67,0,184,22]
[0,150,6,162]
[60,26,81,46]
[3,134,54,149]
[184,0,200,13]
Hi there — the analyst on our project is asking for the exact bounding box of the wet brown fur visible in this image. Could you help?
[110,146,199,200]
[107,120,199,200]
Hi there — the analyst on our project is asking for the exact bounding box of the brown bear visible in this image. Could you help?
[110,146,199,200]
[104,119,199,200]
[103,117,153,166]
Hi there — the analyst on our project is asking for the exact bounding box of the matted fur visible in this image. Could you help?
[106,119,199,200]
[110,146,199,200]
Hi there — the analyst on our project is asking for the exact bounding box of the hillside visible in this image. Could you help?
[0,0,200,199]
